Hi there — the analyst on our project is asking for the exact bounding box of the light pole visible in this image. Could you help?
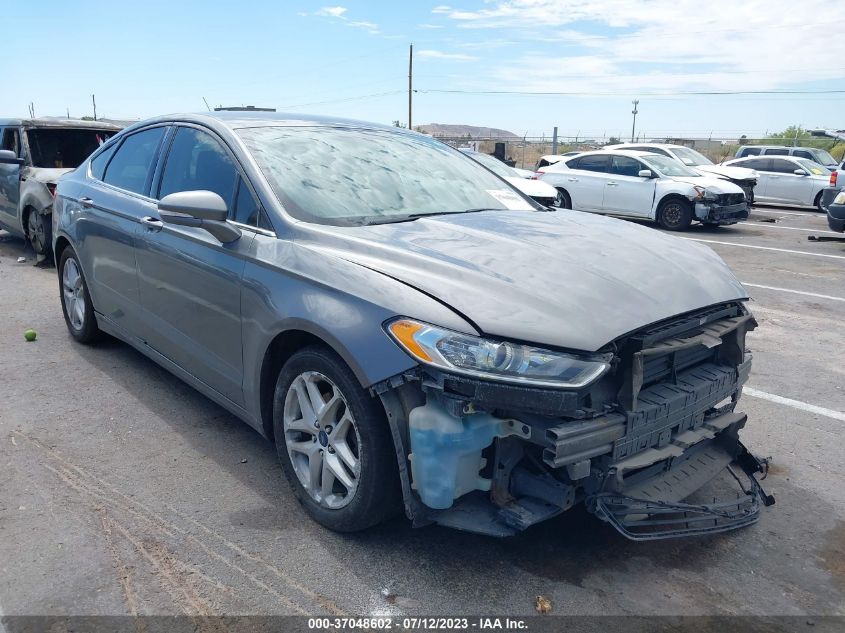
[630,99,639,142]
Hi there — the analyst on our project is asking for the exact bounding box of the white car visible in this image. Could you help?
[460,149,561,206]
[721,156,830,210]
[605,143,759,204]
[538,150,748,231]
[534,153,580,170]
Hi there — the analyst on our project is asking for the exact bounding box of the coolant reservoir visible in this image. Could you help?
[408,399,504,509]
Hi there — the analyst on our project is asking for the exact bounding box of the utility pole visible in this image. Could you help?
[92,94,98,121]
[202,97,211,112]
[551,126,558,154]
[630,99,639,142]
[408,44,413,130]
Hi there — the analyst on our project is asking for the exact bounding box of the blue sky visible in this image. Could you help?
[4,0,845,139]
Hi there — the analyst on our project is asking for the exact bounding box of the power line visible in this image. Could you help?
[416,88,845,97]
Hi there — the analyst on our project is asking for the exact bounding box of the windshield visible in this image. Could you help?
[640,154,701,177]
[238,126,533,225]
[670,146,713,166]
[466,151,518,179]
[811,149,836,165]
[795,158,830,175]
[25,128,116,168]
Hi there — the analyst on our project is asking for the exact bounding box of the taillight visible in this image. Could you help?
[831,171,838,187]
[532,170,545,180]
[46,183,57,198]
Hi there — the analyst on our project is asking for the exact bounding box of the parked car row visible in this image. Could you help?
[536,149,749,230]
[722,156,830,210]
[49,111,774,539]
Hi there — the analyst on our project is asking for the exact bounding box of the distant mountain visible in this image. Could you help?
[415,123,519,139]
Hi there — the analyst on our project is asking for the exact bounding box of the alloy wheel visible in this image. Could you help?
[28,212,47,254]
[62,258,85,331]
[283,371,361,510]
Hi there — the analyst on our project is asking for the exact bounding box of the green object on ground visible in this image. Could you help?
[24,329,37,342]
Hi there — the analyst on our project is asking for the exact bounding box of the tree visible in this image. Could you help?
[607,136,621,145]
[392,120,406,128]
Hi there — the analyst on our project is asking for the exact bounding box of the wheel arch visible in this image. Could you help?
[257,324,375,441]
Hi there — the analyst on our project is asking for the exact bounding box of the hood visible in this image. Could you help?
[27,167,74,183]
[505,176,558,199]
[511,167,534,178]
[695,164,757,180]
[667,174,744,194]
[302,210,747,352]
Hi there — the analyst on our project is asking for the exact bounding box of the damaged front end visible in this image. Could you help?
[374,302,774,539]
[694,192,750,225]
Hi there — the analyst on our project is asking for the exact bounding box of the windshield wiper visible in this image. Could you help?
[356,208,502,226]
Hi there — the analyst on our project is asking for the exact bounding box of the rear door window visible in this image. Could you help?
[741,147,762,156]
[763,148,789,156]
[103,127,166,195]
[90,143,118,180]
[158,127,237,207]
[570,154,610,173]
[738,158,770,171]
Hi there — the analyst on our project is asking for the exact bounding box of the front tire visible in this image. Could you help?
[657,198,694,231]
[273,345,401,532]
[58,247,101,344]
[815,191,824,213]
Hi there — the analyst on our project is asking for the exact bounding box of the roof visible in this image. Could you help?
[605,142,690,151]
[120,111,404,136]
[0,117,124,130]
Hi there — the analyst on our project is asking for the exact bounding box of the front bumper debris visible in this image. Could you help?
[695,200,749,225]
[589,440,774,540]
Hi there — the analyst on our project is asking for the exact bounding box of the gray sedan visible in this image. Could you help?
[53,112,773,538]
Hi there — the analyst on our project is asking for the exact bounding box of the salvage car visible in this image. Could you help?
[605,143,758,204]
[53,112,773,539]
[0,118,122,259]
[460,149,561,206]
[722,156,830,211]
[538,150,749,230]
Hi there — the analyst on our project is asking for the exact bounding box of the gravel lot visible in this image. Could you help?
[1,206,844,619]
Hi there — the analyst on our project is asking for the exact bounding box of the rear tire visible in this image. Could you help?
[657,198,694,231]
[26,209,52,258]
[555,188,572,209]
[58,247,101,344]
[273,345,401,532]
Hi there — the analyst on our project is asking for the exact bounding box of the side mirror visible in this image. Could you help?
[0,149,23,165]
[157,190,241,243]
[638,169,655,178]
[793,169,808,176]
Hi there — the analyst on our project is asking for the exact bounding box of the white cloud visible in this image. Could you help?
[348,20,380,34]
[316,6,348,18]
[417,50,478,62]
[417,23,444,29]
[432,0,845,94]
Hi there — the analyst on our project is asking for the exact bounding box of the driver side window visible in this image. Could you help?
[158,127,238,208]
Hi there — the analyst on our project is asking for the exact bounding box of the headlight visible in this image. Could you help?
[385,318,611,388]
[692,186,717,201]
[834,191,845,205]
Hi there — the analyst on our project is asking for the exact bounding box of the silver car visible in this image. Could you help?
[53,112,773,539]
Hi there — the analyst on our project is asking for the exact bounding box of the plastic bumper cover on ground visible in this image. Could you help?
[695,202,749,224]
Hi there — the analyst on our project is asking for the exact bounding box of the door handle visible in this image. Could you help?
[141,216,164,232]
[79,197,94,208]
[567,178,579,182]
[606,182,619,187]
[769,176,779,179]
